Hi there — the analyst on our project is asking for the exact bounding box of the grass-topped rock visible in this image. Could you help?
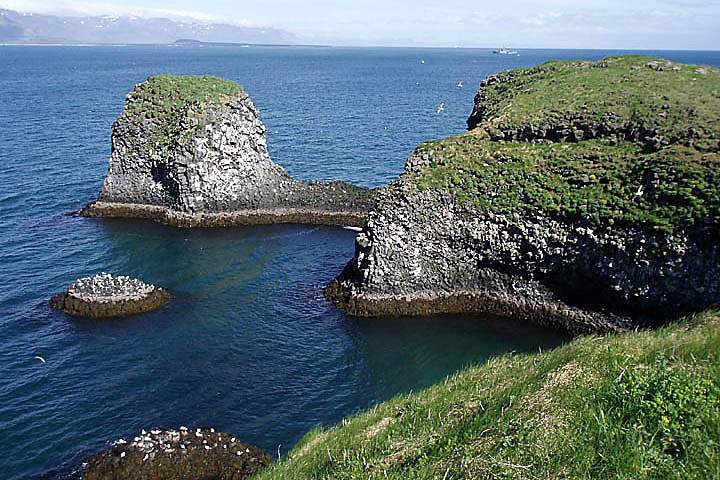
[328,56,720,333]
[256,310,720,479]
[83,75,374,227]
[467,55,720,151]
[124,75,244,159]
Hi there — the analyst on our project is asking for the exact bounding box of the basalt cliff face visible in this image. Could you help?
[327,56,720,334]
[83,75,373,227]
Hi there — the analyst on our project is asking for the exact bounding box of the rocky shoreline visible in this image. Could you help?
[82,201,368,227]
[50,273,172,319]
[45,55,720,479]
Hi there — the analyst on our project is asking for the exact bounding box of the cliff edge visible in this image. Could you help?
[82,75,374,227]
[327,56,720,334]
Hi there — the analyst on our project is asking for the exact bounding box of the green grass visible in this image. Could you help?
[416,137,720,234]
[258,311,720,479]
[414,56,720,235]
[469,56,720,150]
[123,75,244,156]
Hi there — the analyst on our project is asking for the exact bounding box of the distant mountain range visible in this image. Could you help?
[0,8,297,45]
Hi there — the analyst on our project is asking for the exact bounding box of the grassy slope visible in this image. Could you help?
[123,75,244,155]
[259,311,720,479]
[417,57,720,234]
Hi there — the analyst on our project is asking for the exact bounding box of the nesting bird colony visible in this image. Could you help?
[84,427,272,480]
[67,273,158,302]
[115,427,252,459]
[50,273,172,319]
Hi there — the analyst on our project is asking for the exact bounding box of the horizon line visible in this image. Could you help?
[1,42,719,53]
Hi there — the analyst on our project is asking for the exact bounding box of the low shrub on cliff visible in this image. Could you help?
[258,311,720,479]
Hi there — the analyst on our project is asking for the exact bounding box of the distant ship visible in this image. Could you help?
[494,48,519,55]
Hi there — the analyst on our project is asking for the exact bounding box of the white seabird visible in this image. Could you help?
[436,103,445,114]
[633,185,645,201]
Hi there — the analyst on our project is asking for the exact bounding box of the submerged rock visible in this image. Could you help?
[82,75,374,227]
[50,273,172,319]
[84,427,271,480]
[327,56,720,335]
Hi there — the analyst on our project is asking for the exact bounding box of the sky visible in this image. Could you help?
[2,0,719,49]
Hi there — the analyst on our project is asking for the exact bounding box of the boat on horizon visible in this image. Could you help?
[494,47,519,55]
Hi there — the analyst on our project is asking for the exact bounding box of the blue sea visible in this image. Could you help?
[1,45,718,479]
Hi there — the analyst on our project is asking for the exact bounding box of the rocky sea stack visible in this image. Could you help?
[50,273,172,319]
[327,56,720,334]
[82,75,374,227]
[84,427,271,480]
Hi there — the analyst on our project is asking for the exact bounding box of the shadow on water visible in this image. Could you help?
[351,313,569,400]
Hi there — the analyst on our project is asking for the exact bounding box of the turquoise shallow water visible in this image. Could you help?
[0,46,718,479]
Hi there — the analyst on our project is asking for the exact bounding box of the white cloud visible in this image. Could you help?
[1,0,718,48]
[0,0,253,25]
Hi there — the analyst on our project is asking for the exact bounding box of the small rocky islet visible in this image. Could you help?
[66,56,719,477]
[84,427,271,480]
[50,273,172,319]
